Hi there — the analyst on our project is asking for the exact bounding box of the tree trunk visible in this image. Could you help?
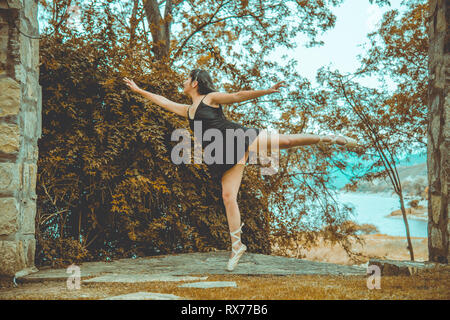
[142,0,173,61]
[129,0,140,47]
[398,192,415,261]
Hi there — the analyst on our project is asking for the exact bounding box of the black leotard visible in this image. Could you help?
[187,93,261,182]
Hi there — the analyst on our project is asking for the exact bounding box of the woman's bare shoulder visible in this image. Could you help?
[204,92,222,108]
[206,91,239,105]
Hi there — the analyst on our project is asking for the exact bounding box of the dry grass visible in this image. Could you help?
[0,233,444,300]
[271,234,429,265]
[1,270,449,300]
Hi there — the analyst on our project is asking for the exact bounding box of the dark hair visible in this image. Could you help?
[190,69,217,95]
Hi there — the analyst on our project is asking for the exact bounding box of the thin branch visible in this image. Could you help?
[171,12,255,62]
[337,77,401,191]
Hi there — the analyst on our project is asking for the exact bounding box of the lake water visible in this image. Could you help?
[335,192,428,238]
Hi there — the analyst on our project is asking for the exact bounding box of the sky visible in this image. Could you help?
[266,0,403,88]
[42,0,404,85]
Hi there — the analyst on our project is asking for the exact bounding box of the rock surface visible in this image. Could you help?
[83,274,208,283]
[102,292,184,300]
[17,251,366,284]
[388,206,428,221]
[368,258,450,276]
[178,281,237,288]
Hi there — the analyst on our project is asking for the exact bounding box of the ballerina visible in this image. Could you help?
[123,69,357,271]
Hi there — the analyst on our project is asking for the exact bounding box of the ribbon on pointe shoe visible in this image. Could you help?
[227,222,247,271]
[318,134,358,149]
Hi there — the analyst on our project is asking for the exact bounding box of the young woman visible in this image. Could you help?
[123,69,357,271]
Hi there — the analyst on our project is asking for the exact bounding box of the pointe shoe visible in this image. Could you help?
[317,134,358,149]
[338,135,358,149]
[226,222,247,272]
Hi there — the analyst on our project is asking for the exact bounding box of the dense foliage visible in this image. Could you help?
[35,0,401,267]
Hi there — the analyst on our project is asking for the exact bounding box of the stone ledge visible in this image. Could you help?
[14,266,38,278]
[16,252,366,284]
[83,274,209,283]
[102,292,185,300]
[368,258,450,276]
[178,281,237,288]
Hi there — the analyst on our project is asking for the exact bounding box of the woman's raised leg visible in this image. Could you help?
[248,129,350,155]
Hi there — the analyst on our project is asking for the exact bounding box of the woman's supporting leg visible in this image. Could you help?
[221,162,247,259]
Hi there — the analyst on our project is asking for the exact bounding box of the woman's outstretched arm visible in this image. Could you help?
[209,81,287,105]
[123,77,189,118]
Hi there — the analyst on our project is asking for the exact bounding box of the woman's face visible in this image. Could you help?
[183,75,197,95]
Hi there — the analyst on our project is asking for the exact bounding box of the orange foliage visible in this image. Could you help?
[35,0,375,267]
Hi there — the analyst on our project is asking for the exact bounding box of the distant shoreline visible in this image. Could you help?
[271,233,428,265]
[387,214,428,222]
[336,190,429,221]
[337,190,423,198]
[367,233,427,240]
[386,205,428,221]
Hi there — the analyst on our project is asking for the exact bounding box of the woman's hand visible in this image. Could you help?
[267,81,287,93]
[123,77,141,92]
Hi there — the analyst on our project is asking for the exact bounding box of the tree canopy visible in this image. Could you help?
[35,0,418,266]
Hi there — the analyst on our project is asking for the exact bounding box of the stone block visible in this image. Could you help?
[436,5,446,33]
[431,194,441,224]
[21,199,35,234]
[22,110,38,139]
[0,240,26,276]
[431,227,443,249]
[19,33,31,68]
[36,84,41,138]
[368,259,448,276]
[0,122,20,154]
[0,31,8,63]
[0,162,20,192]
[24,143,38,162]
[6,0,23,9]
[23,0,37,25]
[0,197,19,235]
[21,162,35,198]
[30,37,38,69]
[21,161,28,193]
[28,163,36,199]
[24,237,35,267]
[435,59,446,89]
[14,63,25,84]
[0,77,21,117]
[24,72,39,103]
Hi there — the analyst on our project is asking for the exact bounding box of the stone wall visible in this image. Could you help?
[427,0,449,263]
[0,0,41,277]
